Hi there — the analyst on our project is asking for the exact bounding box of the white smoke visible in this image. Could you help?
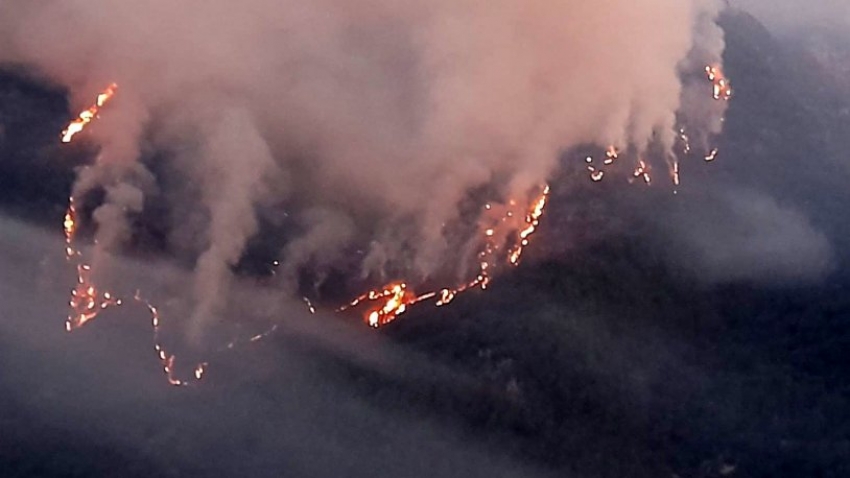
[0,0,729,340]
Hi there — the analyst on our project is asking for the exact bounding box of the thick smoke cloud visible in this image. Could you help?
[0,0,727,337]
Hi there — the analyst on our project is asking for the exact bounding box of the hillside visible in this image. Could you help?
[0,8,848,478]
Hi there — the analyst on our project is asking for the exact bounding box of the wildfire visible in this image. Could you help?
[605,145,619,165]
[54,57,732,383]
[61,83,118,143]
[586,156,605,182]
[363,282,416,328]
[63,213,207,386]
[342,185,550,327]
[341,281,432,327]
[583,146,620,182]
[303,296,316,314]
[63,198,122,331]
[679,128,692,155]
[63,198,79,259]
[508,185,550,265]
[705,65,732,101]
[584,65,731,187]
[67,264,122,331]
[135,290,208,386]
[671,159,680,187]
[632,159,652,185]
[61,91,208,386]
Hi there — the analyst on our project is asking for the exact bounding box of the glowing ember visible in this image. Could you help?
[705,65,732,101]
[508,185,550,265]
[633,159,652,185]
[134,290,208,387]
[63,198,79,259]
[671,159,681,187]
[62,188,206,385]
[436,288,456,306]
[679,128,692,155]
[585,156,605,182]
[65,254,206,385]
[66,264,121,331]
[63,197,123,330]
[60,83,118,143]
[590,169,604,182]
[605,145,619,165]
[303,296,316,314]
[194,363,207,380]
[583,146,622,183]
[584,65,731,188]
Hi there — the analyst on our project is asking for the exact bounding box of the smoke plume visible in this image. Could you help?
[0,0,728,339]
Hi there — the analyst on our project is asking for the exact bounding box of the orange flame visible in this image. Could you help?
[63,198,79,259]
[63,197,123,331]
[583,66,730,188]
[631,159,651,184]
[135,290,208,386]
[605,145,619,165]
[584,146,621,183]
[61,83,118,143]
[705,65,732,101]
[67,264,122,331]
[508,185,550,266]
[585,156,605,182]
[341,281,433,327]
[342,185,550,327]
[62,192,206,386]
[679,128,692,155]
[56,66,736,383]
[671,159,680,187]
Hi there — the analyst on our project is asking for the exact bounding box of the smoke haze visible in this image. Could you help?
[0,0,728,336]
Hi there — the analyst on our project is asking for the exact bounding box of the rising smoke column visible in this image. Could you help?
[679,0,730,155]
[69,89,154,286]
[188,107,276,341]
[0,0,729,340]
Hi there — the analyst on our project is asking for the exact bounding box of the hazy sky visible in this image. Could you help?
[734,0,850,32]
